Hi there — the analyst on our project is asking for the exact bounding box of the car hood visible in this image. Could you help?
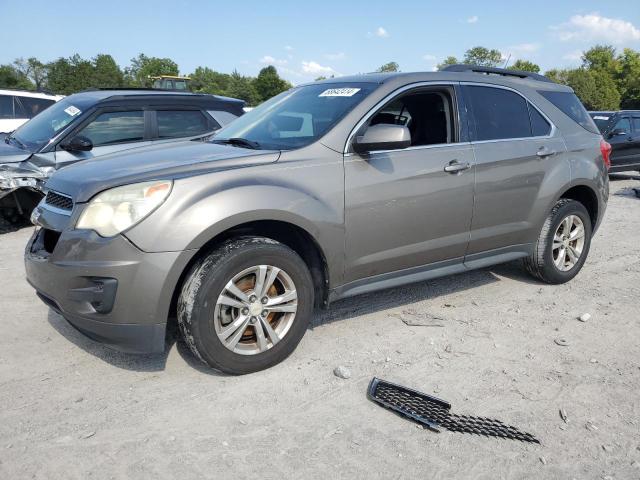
[45,140,281,203]
[0,140,33,164]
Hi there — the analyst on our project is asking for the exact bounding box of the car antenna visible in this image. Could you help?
[503,54,512,69]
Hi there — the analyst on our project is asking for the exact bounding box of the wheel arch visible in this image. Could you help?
[558,184,599,229]
[167,218,331,325]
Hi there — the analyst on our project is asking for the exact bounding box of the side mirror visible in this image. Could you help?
[61,135,93,152]
[608,128,627,138]
[352,124,411,154]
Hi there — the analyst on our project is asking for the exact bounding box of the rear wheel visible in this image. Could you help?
[524,199,592,284]
[177,237,314,374]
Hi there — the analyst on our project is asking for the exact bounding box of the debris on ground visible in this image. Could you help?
[554,338,570,347]
[368,378,540,443]
[559,409,568,423]
[390,309,445,327]
[578,313,591,322]
[333,366,351,379]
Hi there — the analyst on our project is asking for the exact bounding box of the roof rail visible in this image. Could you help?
[440,64,554,83]
[82,87,195,92]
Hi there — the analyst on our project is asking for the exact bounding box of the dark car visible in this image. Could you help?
[0,89,244,222]
[589,111,640,173]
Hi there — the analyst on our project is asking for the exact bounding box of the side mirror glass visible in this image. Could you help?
[61,135,93,152]
[352,124,411,154]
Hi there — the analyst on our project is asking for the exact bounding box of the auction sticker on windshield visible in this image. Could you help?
[64,106,81,116]
[319,88,361,97]
[593,116,609,120]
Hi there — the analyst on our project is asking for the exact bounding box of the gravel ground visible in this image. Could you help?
[1,175,639,480]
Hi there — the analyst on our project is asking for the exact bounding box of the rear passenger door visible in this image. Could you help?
[462,84,567,259]
[607,115,634,167]
[632,116,640,166]
[149,108,219,145]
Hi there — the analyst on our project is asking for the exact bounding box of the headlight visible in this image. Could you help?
[76,180,172,237]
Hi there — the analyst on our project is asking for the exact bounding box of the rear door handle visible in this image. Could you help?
[536,146,556,158]
[444,160,471,173]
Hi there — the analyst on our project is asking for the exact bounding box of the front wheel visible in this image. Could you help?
[524,199,592,284]
[177,237,314,374]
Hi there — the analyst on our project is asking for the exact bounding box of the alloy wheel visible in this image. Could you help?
[214,265,298,355]
[552,215,585,272]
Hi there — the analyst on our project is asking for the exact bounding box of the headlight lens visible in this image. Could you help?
[76,180,172,237]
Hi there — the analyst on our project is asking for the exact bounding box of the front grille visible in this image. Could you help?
[368,378,539,443]
[45,191,73,211]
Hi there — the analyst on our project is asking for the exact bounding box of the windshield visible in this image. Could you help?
[213,82,378,150]
[9,97,91,151]
[589,113,612,134]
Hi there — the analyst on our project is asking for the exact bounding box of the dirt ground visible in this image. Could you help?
[1,175,639,480]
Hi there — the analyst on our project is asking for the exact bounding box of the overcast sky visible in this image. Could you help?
[2,0,639,83]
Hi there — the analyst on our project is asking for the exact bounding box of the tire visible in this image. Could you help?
[524,199,592,284]
[177,237,314,374]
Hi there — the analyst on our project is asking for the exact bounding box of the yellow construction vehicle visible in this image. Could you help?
[149,75,191,91]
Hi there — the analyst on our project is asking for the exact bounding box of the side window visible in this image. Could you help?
[528,103,551,137]
[79,111,144,146]
[367,89,454,147]
[207,110,237,127]
[18,97,55,119]
[0,95,14,119]
[613,117,631,134]
[157,110,210,138]
[464,85,531,141]
[633,118,640,133]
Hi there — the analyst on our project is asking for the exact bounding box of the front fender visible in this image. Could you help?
[125,159,345,284]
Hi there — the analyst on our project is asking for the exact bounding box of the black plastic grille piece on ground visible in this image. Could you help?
[45,191,73,211]
[368,378,540,444]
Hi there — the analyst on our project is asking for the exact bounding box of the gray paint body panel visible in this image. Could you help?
[25,70,609,354]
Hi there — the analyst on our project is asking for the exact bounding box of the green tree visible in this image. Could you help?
[0,64,33,89]
[91,54,124,88]
[545,68,570,85]
[376,62,399,72]
[125,53,179,86]
[13,57,47,90]
[190,67,232,94]
[617,48,640,109]
[437,56,459,70]
[557,68,620,110]
[582,45,619,75]
[253,66,291,102]
[45,54,95,94]
[225,71,261,106]
[463,47,502,67]
[509,59,540,73]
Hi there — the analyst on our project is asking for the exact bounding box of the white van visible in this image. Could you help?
[0,89,63,133]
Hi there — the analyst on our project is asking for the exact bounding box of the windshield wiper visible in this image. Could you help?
[6,134,27,150]
[212,137,261,149]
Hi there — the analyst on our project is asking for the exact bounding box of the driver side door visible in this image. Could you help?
[54,108,152,169]
[343,84,475,285]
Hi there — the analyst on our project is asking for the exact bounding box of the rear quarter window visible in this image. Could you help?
[538,91,599,134]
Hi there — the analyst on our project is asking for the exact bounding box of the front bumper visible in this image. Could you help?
[24,227,193,354]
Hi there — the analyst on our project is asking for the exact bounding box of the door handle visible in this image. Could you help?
[536,146,556,158]
[443,160,471,173]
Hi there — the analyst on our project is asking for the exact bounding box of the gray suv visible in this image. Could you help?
[25,65,610,374]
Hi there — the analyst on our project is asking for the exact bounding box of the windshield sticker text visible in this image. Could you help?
[64,106,81,117]
[593,116,609,120]
[319,88,361,97]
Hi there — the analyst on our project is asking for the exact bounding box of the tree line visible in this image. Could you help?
[436,45,639,110]
[1,45,638,110]
[0,53,291,106]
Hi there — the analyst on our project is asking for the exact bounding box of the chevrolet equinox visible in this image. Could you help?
[25,65,611,374]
